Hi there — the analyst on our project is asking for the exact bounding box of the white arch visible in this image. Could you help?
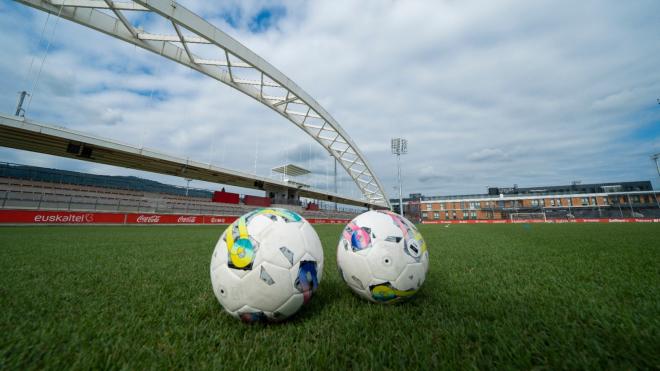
[14,0,391,208]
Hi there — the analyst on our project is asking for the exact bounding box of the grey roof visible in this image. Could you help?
[271,164,311,177]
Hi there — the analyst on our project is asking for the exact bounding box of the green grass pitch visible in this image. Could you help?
[1,224,658,369]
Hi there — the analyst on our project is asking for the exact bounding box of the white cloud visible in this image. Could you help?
[1,0,659,201]
[467,148,510,162]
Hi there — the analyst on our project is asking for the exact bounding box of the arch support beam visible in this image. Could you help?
[14,0,390,208]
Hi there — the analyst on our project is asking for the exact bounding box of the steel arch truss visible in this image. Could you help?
[15,0,390,208]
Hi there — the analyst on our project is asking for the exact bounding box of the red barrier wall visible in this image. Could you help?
[0,210,347,225]
[212,191,240,204]
[0,210,126,224]
[243,195,271,207]
[1,210,658,225]
[125,214,239,225]
[305,218,347,224]
[422,218,660,224]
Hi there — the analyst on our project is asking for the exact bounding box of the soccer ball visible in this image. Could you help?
[210,208,324,322]
[336,210,429,304]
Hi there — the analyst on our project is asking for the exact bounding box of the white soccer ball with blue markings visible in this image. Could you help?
[210,208,323,322]
[336,210,429,304]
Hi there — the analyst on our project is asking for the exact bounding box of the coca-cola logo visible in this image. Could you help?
[177,216,196,223]
[136,215,161,223]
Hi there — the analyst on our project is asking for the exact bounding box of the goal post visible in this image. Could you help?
[509,212,547,222]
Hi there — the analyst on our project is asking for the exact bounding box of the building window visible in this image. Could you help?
[531,199,539,207]
[590,197,596,205]
[421,212,428,219]
[602,197,608,205]
[557,199,562,206]
[433,212,439,219]
[470,211,477,219]
[462,212,468,219]
[581,198,588,206]
[426,204,432,211]
[440,203,445,210]
[445,211,449,219]
[632,195,640,203]
[550,199,555,206]
[467,201,480,210]
[452,211,457,219]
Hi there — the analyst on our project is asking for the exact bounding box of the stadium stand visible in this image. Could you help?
[0,162,212,198]
[0,163,359,219]
[396,182,660,222]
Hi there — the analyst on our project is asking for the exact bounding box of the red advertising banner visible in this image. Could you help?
[0,210,125,224]
[126,214,197,224]
[422,218,660,224]
[203,216,239,225]
[0,210,345,225]
[1,210,657,225]
[124,214,241,225]
[306,218,348,224]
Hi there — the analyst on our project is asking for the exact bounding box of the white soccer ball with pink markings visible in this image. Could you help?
[336,210,429,303]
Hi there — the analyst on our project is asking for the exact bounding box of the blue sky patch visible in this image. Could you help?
[220,7,242,29]
[629,104,660,141]
[128,88,168,102]
[248,6,286,33]
[632,120,660,141]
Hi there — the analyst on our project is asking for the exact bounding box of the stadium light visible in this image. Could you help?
[652,153,660,209]
[391,138,408,216]
[185,178,192,196]
[14,91,28,117]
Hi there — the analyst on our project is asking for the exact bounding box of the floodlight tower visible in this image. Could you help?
[14,91,28,117]
[652,153,660,177]
[391,138,408,216]
[185,178,193,196]
[652,153,660,209]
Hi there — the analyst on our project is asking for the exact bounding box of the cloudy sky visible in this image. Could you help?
[1,0,659,200]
